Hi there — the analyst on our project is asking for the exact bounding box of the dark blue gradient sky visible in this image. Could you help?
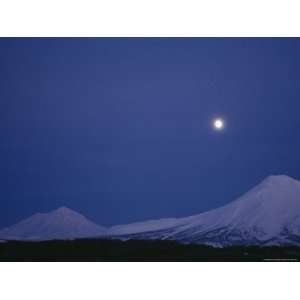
[1,38,300,227]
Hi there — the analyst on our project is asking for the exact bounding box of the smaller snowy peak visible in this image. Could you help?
[0,206,106,241]
[47,206,84,217]
[53,206,74,214]
[29,206,79,218]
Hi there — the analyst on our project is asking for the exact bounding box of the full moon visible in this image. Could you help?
[213,118,224,130]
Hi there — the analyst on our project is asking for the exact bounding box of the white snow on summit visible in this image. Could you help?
[107,175,300,246]
[0,206,106,241]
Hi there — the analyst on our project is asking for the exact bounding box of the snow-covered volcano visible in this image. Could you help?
[107,175,300,246]
[0,207,106,241]
[1,175,300,246]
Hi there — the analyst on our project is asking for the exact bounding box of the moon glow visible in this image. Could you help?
[213,118,225,131]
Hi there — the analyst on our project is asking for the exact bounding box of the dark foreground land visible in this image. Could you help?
[0,239,299,262]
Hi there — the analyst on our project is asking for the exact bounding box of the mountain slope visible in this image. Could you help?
[107,175,300,246]
[1,175,300,245]
[0,207,106,241]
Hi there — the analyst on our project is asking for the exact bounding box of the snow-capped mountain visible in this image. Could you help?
[107,175,300,246]
[0,207,106,241]
[1,175,300,246]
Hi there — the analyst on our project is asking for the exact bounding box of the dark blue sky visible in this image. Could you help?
[1,38,300,227]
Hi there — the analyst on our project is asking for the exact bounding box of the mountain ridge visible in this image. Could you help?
[1,175,300,246]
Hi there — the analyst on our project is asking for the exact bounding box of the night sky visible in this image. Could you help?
[1,38,300,228]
